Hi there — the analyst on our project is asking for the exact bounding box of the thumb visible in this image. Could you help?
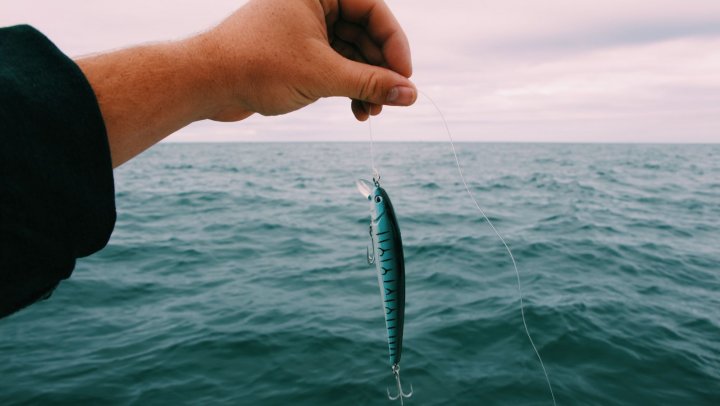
[329,53,417,107]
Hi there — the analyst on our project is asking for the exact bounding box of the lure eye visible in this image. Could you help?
[375,196,383,203]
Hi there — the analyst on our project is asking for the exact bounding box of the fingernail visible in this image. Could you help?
[386,86,416,105]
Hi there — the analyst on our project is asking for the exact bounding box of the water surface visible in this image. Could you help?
[2,143,719,405]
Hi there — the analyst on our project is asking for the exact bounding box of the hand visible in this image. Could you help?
[77,0,415,167]
[200,0,416,122]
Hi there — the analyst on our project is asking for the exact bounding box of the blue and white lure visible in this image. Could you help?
[357,175,413,404]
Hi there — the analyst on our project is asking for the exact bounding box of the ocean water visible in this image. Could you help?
[1,143,719,405]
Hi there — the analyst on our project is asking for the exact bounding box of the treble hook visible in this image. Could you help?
[387,363,413,405]
[367,225,375,264]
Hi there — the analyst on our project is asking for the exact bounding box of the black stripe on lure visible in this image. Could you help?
[357,175,413,404]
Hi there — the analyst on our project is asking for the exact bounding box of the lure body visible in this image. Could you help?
[357,178,412,403]
[357,179,406,365]
[371,184,405,365]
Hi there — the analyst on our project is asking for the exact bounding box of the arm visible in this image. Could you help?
[76,0,417,168]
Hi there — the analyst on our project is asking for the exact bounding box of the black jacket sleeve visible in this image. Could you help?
[0,25,116,318]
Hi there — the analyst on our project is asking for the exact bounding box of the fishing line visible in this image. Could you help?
[419,90,556,406]
[368,114,379,181]
[366,91,557,406]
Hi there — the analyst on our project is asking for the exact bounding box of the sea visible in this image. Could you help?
[1,143,718,405]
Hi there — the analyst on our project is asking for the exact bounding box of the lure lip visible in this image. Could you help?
[356,178,375,199]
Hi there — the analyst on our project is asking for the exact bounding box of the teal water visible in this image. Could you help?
[1,143,719,405]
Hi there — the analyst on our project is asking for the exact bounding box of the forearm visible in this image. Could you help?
[76,36,239,168]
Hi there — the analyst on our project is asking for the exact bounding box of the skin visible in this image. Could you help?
[76,0,417,168]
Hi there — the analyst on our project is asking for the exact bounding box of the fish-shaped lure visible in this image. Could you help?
[357,177,412,404]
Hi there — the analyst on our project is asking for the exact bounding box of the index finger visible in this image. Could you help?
[337,0,412,77]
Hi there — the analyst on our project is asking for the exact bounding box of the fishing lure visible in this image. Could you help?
[357,175,413,404]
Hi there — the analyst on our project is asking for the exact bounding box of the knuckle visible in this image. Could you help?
[358,70,382,102]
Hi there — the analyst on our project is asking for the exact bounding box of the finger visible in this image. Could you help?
[338,0,412,77]
[321,0,340,42]
[331,38,369,64]
[321,0,340,31]
[360,101,382,116]
[351,99,369,121]
[349,101,380,121]
[326,49,416,107]
[334,21,385,66]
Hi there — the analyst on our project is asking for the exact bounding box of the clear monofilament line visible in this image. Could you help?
[368,116,379,180]
[419,90,557,406]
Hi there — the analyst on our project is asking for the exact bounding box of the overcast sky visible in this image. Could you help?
[2,0,719,142]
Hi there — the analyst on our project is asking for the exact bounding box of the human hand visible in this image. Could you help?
[198,0,416,122]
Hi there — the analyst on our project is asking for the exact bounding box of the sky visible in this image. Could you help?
[2,0,719,143]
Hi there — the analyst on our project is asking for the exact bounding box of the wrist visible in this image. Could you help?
[172,36,227,122]
[183,31,254,122]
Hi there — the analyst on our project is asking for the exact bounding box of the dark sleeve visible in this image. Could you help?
[0,25,116,318]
